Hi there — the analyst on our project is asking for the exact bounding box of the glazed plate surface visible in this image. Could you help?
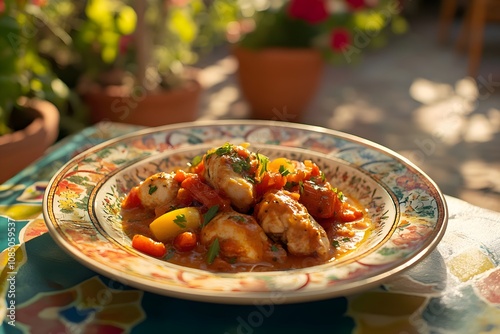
[43,120,447,304]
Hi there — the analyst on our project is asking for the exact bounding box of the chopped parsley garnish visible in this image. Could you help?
[148,185,158,195]
[173,214,187,228]
[311,173,327,184]
[164,247,176,260]
[207,238,220,264]
[278,165,290,176]
[271,244,279,252]
[202,205,219,227]
[230,215,246,223]
[231,158,250,174]
[298,181,304,194]
[284,181,298,190]
[189,155,202,167]
[256,153,269,176]
[244,175,256,184]
[332,187,345,202]
[210,143,255,181]
[215,143,233,156]
[332,238,350,248]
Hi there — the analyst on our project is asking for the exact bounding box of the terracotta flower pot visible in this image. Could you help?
[0,98,59,183]
[233,46,325,121]
[82,78,202,127]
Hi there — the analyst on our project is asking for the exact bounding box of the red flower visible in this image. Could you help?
[330,28,351,52]
[288,0,328,24]
[119,35,134,55]
[32,0,47,6]
[346,0,366,10]
[168,0,190,6]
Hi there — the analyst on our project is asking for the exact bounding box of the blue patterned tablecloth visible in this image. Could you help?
[1,122,500,334]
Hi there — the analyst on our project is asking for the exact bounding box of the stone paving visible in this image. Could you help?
[197,10,500,212]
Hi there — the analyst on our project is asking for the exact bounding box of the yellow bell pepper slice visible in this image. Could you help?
[149,207,201,242]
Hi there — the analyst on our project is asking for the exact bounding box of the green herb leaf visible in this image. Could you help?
[173,214,187,228]
[279,165,290,176]
[215,143,233,156]
[271,244,279,252]
[230,215,246,223]
[164,247,176,260]
[256,153,269,176]
[202,205,219,227]
[342,237,351,242]
[207,238,220,264]
[245,175,256,184]
[332,240,340,248]
[332,187,345,202]
[232,159,250,174]
[284,181,298,190]
[189,155,202,167]
[148,185,158,195]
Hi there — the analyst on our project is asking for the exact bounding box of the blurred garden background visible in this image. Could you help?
[0,0,499,212]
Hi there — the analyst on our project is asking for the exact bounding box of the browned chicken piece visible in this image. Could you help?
[137,172,179,210]
[202,144,256,213]
[201,211,286,264]
[255,190,331,259]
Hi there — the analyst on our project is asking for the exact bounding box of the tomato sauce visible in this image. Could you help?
[122,195,372,273]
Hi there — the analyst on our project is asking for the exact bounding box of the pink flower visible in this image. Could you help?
[288,0,329,24]
[346,0,366,10]
[167,0,190,6]
[330,28,351,52]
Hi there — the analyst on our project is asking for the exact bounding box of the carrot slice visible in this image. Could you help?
[132,234,167,257]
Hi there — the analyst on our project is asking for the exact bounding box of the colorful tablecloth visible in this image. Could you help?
[1,122,499,334]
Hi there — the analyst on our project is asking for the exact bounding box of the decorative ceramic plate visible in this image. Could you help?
[43,120,448,304]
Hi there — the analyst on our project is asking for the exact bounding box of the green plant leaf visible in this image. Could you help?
[392,16,408,35]
[116,5,137,35]
[169,8,197,43]
[86,0,111,25]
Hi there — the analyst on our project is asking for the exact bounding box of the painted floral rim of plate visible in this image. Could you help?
[43,120,448,304]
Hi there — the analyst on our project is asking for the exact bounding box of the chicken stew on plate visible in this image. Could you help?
[121,143,372,272]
